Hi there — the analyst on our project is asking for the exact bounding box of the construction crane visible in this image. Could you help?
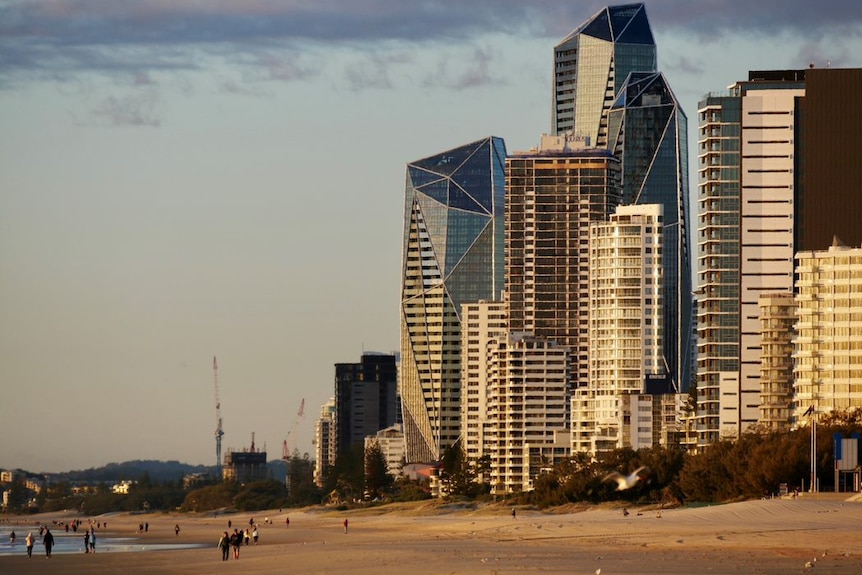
[282,398,306,461]
[213,356,225,474]
[282,399,306,491]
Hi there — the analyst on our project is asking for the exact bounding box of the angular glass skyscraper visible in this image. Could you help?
[606,71,692,392]
[400,137,507,463]
[553,3,656,146]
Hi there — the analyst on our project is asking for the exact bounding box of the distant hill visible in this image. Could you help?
[56,460,214,483]
[43,459,289,484]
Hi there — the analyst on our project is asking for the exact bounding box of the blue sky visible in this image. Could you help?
[2,1,861,473]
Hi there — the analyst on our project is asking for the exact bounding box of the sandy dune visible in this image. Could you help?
[2,494,860,574]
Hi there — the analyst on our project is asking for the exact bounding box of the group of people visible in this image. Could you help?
[10,527,55,558]
[83,528,96,553]
[217,525,258,561]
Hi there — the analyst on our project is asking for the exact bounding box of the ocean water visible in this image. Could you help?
[0,532,204,556]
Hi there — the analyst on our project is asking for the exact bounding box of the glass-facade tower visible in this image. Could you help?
[400,137,507,463]
[553,3,656,146]
[695,92,741,445]
[606,71,692,393]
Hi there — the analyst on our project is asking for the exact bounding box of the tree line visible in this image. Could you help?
[5,411,859,514]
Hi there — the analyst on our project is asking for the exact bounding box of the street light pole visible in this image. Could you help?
[809,406,817,493]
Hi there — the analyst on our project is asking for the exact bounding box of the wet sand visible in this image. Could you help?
[2,494,861,574]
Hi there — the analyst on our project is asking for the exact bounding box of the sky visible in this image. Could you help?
[2,1,861,474]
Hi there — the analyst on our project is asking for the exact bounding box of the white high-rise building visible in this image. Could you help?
[793,242,862,423]
[696,71,805,446]
[738,87,801,432]
[573,204,666,454]
[460,301,507,468]
[488,333,569,494]
[313,398,336,485]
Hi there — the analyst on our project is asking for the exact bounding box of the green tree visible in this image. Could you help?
[233,480,287,511]
[322,443,365,504]
[440,440,485,497]
[364,441,393,500]
[287,451,321,506]
[181,482,238,512]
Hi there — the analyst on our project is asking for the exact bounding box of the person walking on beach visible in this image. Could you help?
[84,529,90,553]
[174,524,181,536]
[43,528,54,558]
[512,508,517,520]
[9,530,16,545]
[218,531,230,561]
[343,518,349,534]
[285,517,290,528]
[25,532,33,558]
[89,529,96,553]
[252,525,258,544]
[231,529,242,559]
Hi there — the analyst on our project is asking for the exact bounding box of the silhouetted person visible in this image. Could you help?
[84,530,90,553]
[43,528,54,558]
[218,531,230,561]
[231,529,241,559]
[174,524,181,536]
[343,518,349,534]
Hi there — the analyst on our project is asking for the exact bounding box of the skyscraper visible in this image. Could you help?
[552,3,656,145]
[506,135,621,391]
[697,70,806,445]
[313,398,336,485]
[400,137,507,463]
[695,67,862,446]
[797,68,862,251]
[606,71,692,392]
[334,353,398,455]
[573,204,665,453]
[695,90,742,445]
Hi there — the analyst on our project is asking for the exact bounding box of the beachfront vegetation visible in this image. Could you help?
[3,411,859,514]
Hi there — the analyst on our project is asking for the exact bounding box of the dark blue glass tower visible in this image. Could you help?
[400,136,507,463]
[606,71,692,392]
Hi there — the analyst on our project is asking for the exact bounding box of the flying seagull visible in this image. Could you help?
[603,466,649,491]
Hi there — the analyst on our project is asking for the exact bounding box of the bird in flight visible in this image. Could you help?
[603,466,649,491]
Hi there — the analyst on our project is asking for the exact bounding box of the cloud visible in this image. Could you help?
[643,0,862,39]
[343,53,397,91]
[1,1,860,87]
[440,47,506,91]
[665,56,704,77]
[90,89,161,127]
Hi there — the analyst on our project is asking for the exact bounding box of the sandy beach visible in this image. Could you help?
[2,494,860,574]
